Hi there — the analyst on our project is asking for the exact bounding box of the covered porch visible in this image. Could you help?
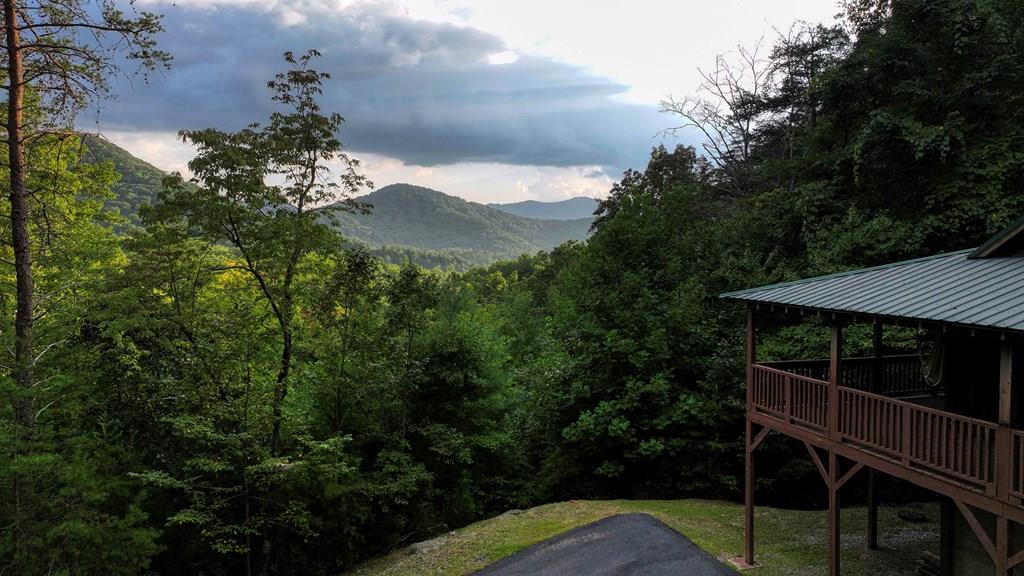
[742,310,1024,576]
[723,220,1024,576]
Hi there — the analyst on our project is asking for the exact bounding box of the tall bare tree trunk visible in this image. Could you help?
[4,1,32,566]
[4,0,32,423]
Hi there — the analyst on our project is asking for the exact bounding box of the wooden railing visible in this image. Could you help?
[763,354,934,396]
[839,387,997,492]
[1012,430,1024,502]
[751,364,999,495]
[751,364,829,431]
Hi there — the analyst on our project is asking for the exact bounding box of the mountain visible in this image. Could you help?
[334,184,591,263]
[81,135,166,225]
[488,197,599,220]
[79,139,590,267]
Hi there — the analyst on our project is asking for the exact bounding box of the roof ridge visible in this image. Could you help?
[719,248,976,299]
[970,214,1024,258]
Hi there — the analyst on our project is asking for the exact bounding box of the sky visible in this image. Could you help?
[99,0,841,203]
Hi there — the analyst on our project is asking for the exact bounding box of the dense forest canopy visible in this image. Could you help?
[0,0,1022,574]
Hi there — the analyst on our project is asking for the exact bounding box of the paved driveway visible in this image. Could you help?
[475,513,740,576]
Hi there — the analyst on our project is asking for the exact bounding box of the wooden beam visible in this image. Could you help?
[996,515,1009,575]
[953,499,997,563]
[836,461,865,491]
[744,418,755,566]
[747,411,1024,526]
[747,306,756,411]
[997,342,1013,502]
[806,443,829,485]
[751,425,771,452]
[744,306,756,567]
[940,498,954,575]
[829,322,843,441]
[867,469,879,550]
[871,321,883,394]
[828,450,840,576]
[999,342,1013,425]
[1007,547,1024,570]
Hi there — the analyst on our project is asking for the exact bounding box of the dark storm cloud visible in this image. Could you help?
[101,2,668,171]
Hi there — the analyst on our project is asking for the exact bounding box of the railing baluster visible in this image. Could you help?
[753,363,1005,493]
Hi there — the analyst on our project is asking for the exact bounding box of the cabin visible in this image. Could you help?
[721,216,1024,576]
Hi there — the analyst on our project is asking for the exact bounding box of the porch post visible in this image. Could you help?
[828,321,844,440]
[744,306,757,566]
[996,340,1013,575]
[828,450,841,576]
[868,321,882,550]
[867,469,878,550]
[996,341,1013,502]
[828,321,844,576]
[996,515,1009,575]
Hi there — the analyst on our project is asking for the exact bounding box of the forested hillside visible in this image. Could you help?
[334,184,592,264]
[1,1,1023,575]
[76,141,590,267]
[81,134,165,225]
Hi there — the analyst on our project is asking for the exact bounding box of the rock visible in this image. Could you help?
[898,508,929,523]
[501,509,523,517]
[409,535,448,554]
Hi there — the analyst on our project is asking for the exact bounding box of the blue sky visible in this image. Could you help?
[101,0,839,203]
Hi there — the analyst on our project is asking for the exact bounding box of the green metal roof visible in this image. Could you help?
[970,214,1024,258]
[720,248,1024,333]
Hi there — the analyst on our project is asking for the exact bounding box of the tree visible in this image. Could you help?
[1,0,167,427]
[660,41,772,197]
[154,50,371,453]
[0,136,164,574]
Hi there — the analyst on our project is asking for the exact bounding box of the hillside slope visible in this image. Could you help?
[79,138,591,266]
[81,135,166,225]
[335,184,591,260]
[349,500,937,576]
[488,197,598,220]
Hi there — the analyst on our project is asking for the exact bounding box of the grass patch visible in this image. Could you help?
[347,499,938,576]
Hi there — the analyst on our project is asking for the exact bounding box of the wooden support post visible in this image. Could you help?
[747,306,756,410]
[745,419,755,566]
[997,343,1014,574]
[996,515,1009,576]
[997,342,1013,502]
[828,451,841,576]
[829,322,844,441]
[871,321,883,394]
[940,497,954,576]
[867,469,878,550]
[867,323,881,551]
[999,341,1012,427]
[744,307,757,567]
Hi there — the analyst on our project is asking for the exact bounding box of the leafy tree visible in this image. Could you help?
[0,136,162,573]
[1,0,166,427]
[154,50,370,453]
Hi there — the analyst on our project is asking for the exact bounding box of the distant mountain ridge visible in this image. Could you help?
[80,138,591,267]
[488,197,599,220]
[336,184,591,262]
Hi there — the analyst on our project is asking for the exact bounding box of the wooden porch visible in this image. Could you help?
[743,313,1024,575]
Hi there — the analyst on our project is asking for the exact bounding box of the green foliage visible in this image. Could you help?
[2,1,1024,573]
[81,135,166,226]
[82,135,594,269]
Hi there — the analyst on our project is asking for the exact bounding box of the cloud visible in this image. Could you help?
[99,1,670,174]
